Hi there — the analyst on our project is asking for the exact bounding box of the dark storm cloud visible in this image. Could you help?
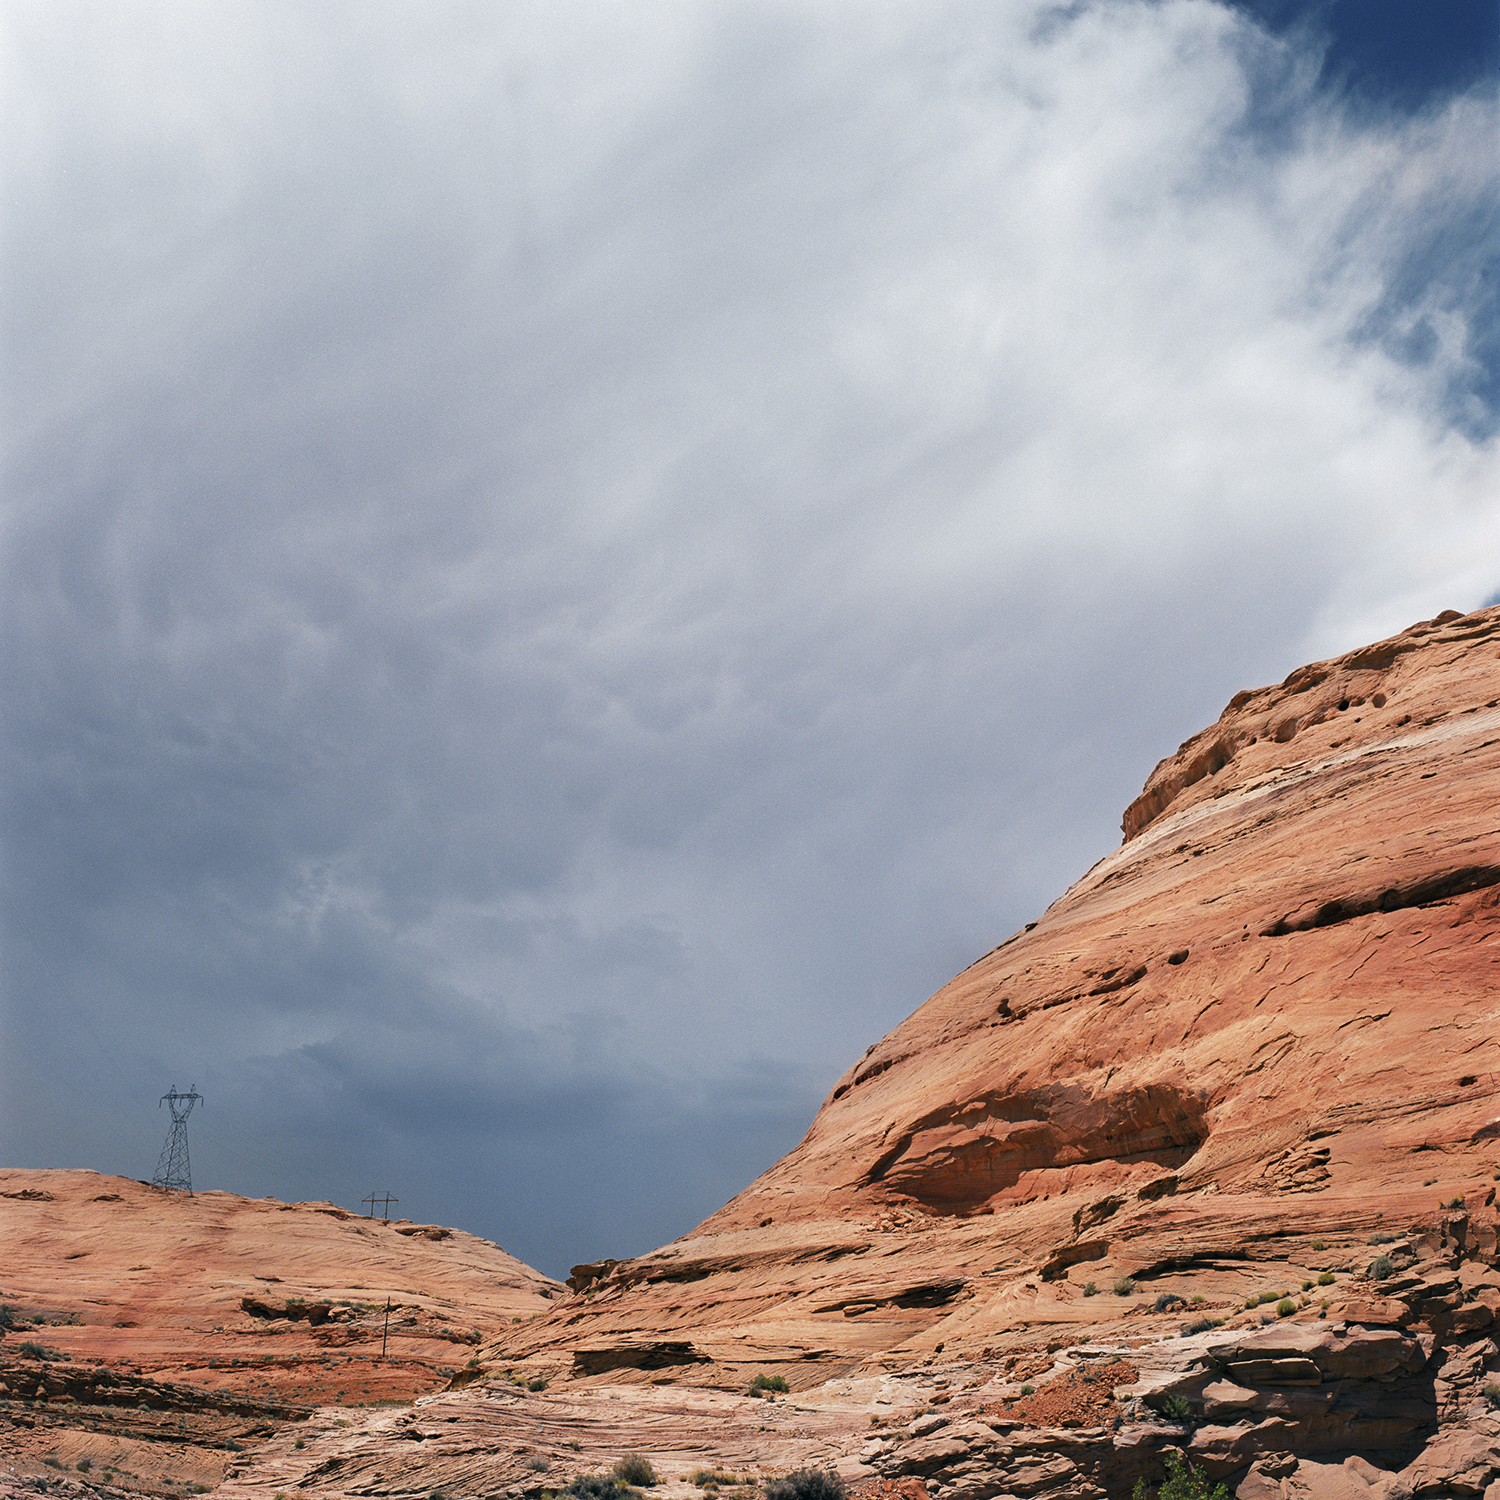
[2,0,1495,1276]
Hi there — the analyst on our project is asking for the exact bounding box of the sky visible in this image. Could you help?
[2,0,1496,1281]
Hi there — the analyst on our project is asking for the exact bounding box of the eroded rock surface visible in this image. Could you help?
[0,1169,562,1493]
[6,608,1500,1500]
[478,608,1500,1398]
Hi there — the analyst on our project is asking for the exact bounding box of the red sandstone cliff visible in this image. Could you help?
[7,608,1500,1500]
[483,605,1500,1385]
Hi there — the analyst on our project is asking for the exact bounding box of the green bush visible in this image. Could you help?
[1082,1282,1098,1297]
[765,1470,846,1500]
[749,1374,790,1394]
[1133,1450,1229,1500]
[1154,1293,1186,1313]
[1020,1383,1036,1396]
[613,1456,658,1487]
[1188,1295,1204,1306]
[1276,1299,1295,1318]
[1317,1271,1334,1286]
[1310,1240,1326,1252]
[1484,1382,1500,1409]
[1368,1232,1397,1245]
[1160,1394,1192,1421]
[1113,1278,1137,1297]
[1180,1318,1216,1337]
[528,1378,549,1392]
[1300,1280,1313,1291]
[1369,1256,1394,1281]
[569,1478,624,1500]
[77,1460,92,1473]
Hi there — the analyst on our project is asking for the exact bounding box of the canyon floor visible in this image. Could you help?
[5,606,1500,1500]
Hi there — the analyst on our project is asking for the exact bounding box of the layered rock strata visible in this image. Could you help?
[0,1168,562,1494]
[7,607,1500,1500]
[482,606,1500,1390]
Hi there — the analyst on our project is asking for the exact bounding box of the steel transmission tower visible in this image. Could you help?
[152,1085,202,1194]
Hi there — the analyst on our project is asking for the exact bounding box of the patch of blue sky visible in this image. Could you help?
[1231,0,1499,110]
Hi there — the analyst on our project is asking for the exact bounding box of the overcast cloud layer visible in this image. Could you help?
[3,0,1496,1278]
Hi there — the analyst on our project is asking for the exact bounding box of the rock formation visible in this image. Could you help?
[4,606,1500,1500]
[480,606,1500,1397]
[0,1168,561,1492]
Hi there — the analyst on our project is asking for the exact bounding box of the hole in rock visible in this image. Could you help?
[864,1082,1208,1216]
[571,1342,710,1376]
[1260,865,1500,936]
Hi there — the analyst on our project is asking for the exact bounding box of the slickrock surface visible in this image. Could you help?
[7,607,1500,1500]
[0,1168,561,1494]
[484,606,1500,1390]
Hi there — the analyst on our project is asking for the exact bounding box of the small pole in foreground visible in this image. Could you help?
[381,1297,392,1361]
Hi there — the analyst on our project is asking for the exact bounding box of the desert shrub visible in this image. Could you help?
[1317,1271,1334,1286]
[528,1378,549,1392]
[1484,1382,1500,1409]
[527,1458,552,1473]
[1133,1450,1229,1500]
[1276,1299,1295,1318]
[1368,1232,1397,1245]
[1369,1256,1394,1281]
[1082,1282,1098,1297]
[694,1472,751,1489]
[1154,1293,1186,1313]
[18,1341,61,1361]
[294,1438,305,1450]
[569,1478,623,1500]
[764,1470,846,1500]
[1180,1318,1216,1337]
[0,1305,30,1329]
[1188,1295,1204,1306]
[1020,1384,1036,1396]
[614,1456,658,1487]
[77,1460,92,1472]
[1310,1240,1326,1252]
[749,1374,790,1394]
[1113,1279,1136,1297]
[1301,1280,1313,1292]
[1446,1196,1466,1209]
[1160,1394,1192,1421]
